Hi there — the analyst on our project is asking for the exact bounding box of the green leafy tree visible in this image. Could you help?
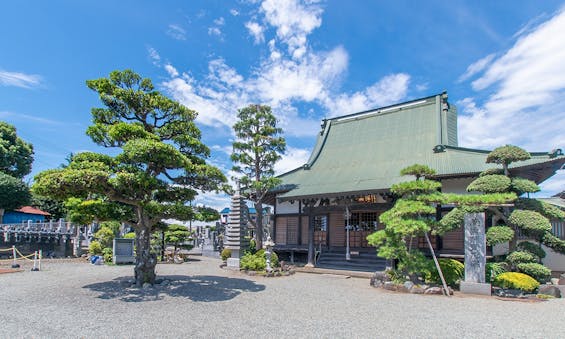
[0,172,31,223]
[0,121,34,178]
[231,104,286,250]
[195,205,220,223]
[164,224,192,252]
[33,70,226,286]
[31,194,66,220]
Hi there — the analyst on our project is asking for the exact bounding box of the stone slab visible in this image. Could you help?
[226,257,240,270]
[460,281,491,296]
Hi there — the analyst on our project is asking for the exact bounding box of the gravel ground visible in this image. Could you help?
[1,256,564,339]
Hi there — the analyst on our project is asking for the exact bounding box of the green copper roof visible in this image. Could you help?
[278,93,565,200]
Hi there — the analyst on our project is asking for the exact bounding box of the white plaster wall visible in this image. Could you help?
[441,178,475,194]
[542,245,565,272]
[276,200,299,214]
[496,240,565,272]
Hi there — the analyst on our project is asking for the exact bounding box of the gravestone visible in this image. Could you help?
[460,212,491,295]
[224,187,249,269]
[113,238,135,264]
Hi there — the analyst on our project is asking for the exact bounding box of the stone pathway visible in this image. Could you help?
[1,256,564,338]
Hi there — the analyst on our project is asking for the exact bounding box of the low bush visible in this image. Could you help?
[516,262,551,283]
[102,247,113,264]
[517,241,546,259]
[123,232,136,239]
[493,272,539,292]
[88,240,103,255]
[220,248,232,262]
[240,249,279,271]
[427,259,464,287]
[506,251,538,266]
[486,262,508,283]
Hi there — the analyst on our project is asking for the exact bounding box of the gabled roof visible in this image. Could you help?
[14,206,51,216]
[277,93,565,201]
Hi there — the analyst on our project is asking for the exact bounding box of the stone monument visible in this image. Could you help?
[224,185,249,269]
[460,212,491,295]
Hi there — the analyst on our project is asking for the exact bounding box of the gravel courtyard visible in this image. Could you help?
[1,256,564,339]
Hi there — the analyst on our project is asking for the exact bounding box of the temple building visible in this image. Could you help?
[267,92,565,270]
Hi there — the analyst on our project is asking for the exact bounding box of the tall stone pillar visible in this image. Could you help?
[224,187,249,269]
[460,212,491,295]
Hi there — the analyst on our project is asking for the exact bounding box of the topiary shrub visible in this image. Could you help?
[508,210,552,236]
[467,174,511,193]
[493,272,539,292]
[102,247,113,264]
[240,249,279,271]
[486,262,508,283]
[220,248,231,262]
[517,241,546,259]
[486,226,514,246]
[427,259,464,287]
[89,240,103,255]
[506,251,538,266]
[516,263,551,283]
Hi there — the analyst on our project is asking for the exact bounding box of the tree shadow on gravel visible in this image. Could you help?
[82,275,265,303]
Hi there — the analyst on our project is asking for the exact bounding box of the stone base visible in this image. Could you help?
[226,257,240,270]
[460,281,491,296]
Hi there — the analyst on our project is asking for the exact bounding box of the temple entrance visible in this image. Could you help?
[347,211,380,248]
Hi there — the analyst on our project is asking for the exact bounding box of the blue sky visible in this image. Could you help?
[1,0,564,211]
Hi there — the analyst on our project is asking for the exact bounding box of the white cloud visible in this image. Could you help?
[326,73,410,117]
[147,46,161,67]
[457,53,495,83]
[245,21,265,44]
[164,64,179,77]
[208,26,222,36]
[167,24,187,40]
[458,6,565,152]
[0,111,63,125]
[160,0,411,139]
[0,70,42,88]
[275,146,311,174]
[537,170,565,197]
[260,0,323,59]
[230,9,239,16]
[214,17,225,26]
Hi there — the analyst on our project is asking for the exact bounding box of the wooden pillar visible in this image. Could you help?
[306,209,315,267]
[297,201,302,245]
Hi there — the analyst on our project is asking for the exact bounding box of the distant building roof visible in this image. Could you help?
[538,197,565,209]
[275,93,565,201]
[14,206,51,216]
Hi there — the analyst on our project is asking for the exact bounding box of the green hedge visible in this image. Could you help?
[516,263,551,283]
[427,258,464,287]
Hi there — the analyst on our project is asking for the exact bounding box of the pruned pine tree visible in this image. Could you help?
[33,70,226,286]
[442,145,565,283]
[231,104,286,250]
[367,165,442,282]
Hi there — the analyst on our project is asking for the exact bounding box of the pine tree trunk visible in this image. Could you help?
[134,220,157,287]
[255,201,263,250]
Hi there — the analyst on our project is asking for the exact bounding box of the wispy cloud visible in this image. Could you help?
[230,9,239,16]
[457,53,495,83]
[458,6,565,152]
[167,24,187,40]
[0,111,64,125]
[147,46,161,67]
[0,70,42,89]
